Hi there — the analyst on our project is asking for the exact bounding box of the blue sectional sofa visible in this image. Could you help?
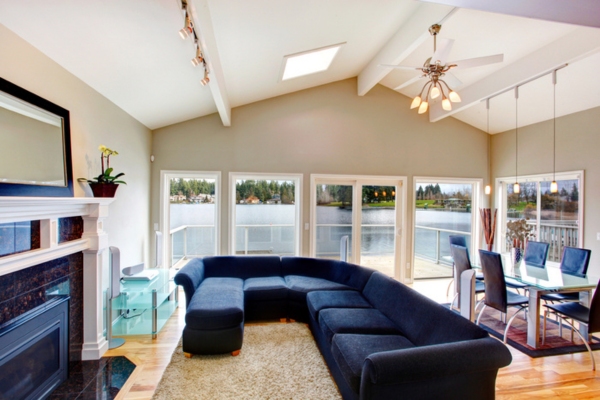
[174,255,512,400]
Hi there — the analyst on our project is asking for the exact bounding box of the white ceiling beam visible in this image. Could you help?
[418,0,600,29]
[428,27,600,122]
[189,0,231,126]
[357,3,456,96]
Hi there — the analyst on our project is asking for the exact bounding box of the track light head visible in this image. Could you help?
[179,15,192,39]
[200,68,210,86]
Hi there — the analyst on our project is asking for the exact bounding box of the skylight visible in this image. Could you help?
[281,43,344,81]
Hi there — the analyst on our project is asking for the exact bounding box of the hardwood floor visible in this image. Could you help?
[108,283,600,399]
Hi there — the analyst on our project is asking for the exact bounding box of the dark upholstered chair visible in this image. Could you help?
[524,241,550,266]
[543,279,600,370]
[449,244,485,311]
[542,247,592,303]
[477,250,529,343]
[446,235,481,297]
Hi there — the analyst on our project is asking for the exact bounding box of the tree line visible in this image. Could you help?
[316,185,396,205]
[170,179,215,199]
[236,180,295,204]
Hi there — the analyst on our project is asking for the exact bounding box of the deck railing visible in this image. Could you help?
[521,221,578,262]
[414,225,472,265]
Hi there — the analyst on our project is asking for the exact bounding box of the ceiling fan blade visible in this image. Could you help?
[431,38,454,65]
[393,75,423,91]
[440,72,462,89]
[379,64,421,71]
[449,54,504,69]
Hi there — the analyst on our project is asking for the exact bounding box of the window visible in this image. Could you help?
[230,173,302,256]
[160,171,220,268]
[497,171,583,261]
[412,178,482,279]
[311,175,407,280]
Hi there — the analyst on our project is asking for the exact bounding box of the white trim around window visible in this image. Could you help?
[228,172,303,256]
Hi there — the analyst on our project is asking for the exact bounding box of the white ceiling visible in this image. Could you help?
[1,0,599,133]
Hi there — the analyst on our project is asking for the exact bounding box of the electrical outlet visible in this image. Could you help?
[597,232,600,241]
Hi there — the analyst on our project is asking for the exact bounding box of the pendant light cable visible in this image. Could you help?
[551,71,558,193]
[514,87,520,194]
[485,99,491,195]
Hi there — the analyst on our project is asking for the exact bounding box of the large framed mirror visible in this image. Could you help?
[0,77,73,197]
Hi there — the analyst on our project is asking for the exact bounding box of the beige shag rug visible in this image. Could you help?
[153,323,341,399]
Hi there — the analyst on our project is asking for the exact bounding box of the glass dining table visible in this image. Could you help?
[479,255,599,349]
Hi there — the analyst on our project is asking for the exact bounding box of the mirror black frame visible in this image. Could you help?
[0,77,74,197]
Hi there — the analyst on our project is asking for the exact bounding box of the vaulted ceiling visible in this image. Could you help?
[1,0,599,133]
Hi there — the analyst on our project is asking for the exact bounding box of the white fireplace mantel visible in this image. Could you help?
[0,196,115,360]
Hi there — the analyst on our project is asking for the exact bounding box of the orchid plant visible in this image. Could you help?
[78,145,126,185]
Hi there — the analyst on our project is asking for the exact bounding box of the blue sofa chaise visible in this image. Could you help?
[174,255,512,400]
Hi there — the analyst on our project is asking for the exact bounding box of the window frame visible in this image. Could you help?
[229,172,303,256]
[159,170,221,268]
[495,170,584,254]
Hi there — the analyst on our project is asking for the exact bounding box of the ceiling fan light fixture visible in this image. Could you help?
[448,90,461,103]
[418,101,429,114]
[410,96,422,109]
[442,97,452,111]
[430,85,440,99]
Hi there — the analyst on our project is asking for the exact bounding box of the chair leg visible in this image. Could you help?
[559,317,596,371]
[542,309,547,345]
[446,278,454,298]
[476,304,487,326]
[450,293,459,311]
[504,306,527,344]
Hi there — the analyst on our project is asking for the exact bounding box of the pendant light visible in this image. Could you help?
[484,99,492,195]
[513,87,520,194]
[550,70,558,193]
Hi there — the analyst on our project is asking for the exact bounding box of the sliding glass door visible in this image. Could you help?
[311,175,406,280]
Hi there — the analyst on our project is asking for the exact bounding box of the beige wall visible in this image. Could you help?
[1,24,153,269]
[492,106,600,274]
[152,78,489,277]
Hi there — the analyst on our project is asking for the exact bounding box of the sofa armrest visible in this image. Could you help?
[360,337,511,398]
[174,258,205,309]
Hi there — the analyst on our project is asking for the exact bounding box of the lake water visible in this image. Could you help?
[170,204,471,263]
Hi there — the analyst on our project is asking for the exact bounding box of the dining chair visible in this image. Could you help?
[506,241,550,294]
[477,250,529,343]
[524,240,550,266]
[446,235,470,297]
[449,244,485,311]
[542,279,600,371]
[542,247,592,303]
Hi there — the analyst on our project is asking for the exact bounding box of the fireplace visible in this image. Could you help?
[0,296,69,399]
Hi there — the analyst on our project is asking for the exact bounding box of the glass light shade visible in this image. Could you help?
[550,180,558,193]
[448,91,461,102]
[418,101,429,114]
[410,96,422,109]
[513,182,520,193]
[442,98,452,111]
[430,86,440,99]
[484,185,491,195]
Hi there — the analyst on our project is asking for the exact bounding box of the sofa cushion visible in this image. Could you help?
[281,257,374,291]
[319,308,401,343]
[332,334,415,394]
[244,276,288,301]
[186,277,244,330]
[307,290,372,321]
[203,255,282,280]
[362,272,489,346]
[285,275,352,302]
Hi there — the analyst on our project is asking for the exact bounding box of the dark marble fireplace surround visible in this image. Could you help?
[0,216,84,362]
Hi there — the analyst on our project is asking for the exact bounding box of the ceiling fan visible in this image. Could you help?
[380,24,504,113]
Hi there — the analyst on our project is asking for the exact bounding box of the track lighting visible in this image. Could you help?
[200,68,210,86]
[179,15,193,39]
[191,44,204,67]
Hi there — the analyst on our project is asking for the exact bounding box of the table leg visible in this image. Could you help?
[152,289,157,340]
[579,289,592,340]
[527,288,542,348]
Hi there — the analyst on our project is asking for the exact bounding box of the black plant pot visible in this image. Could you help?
[89,183,119,198]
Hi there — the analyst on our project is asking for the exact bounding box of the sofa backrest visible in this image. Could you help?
[362,272,488,346]
[281,257,374,291]
[203,255,283,279]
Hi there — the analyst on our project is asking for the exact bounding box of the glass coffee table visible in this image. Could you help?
[111,269,179,339]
